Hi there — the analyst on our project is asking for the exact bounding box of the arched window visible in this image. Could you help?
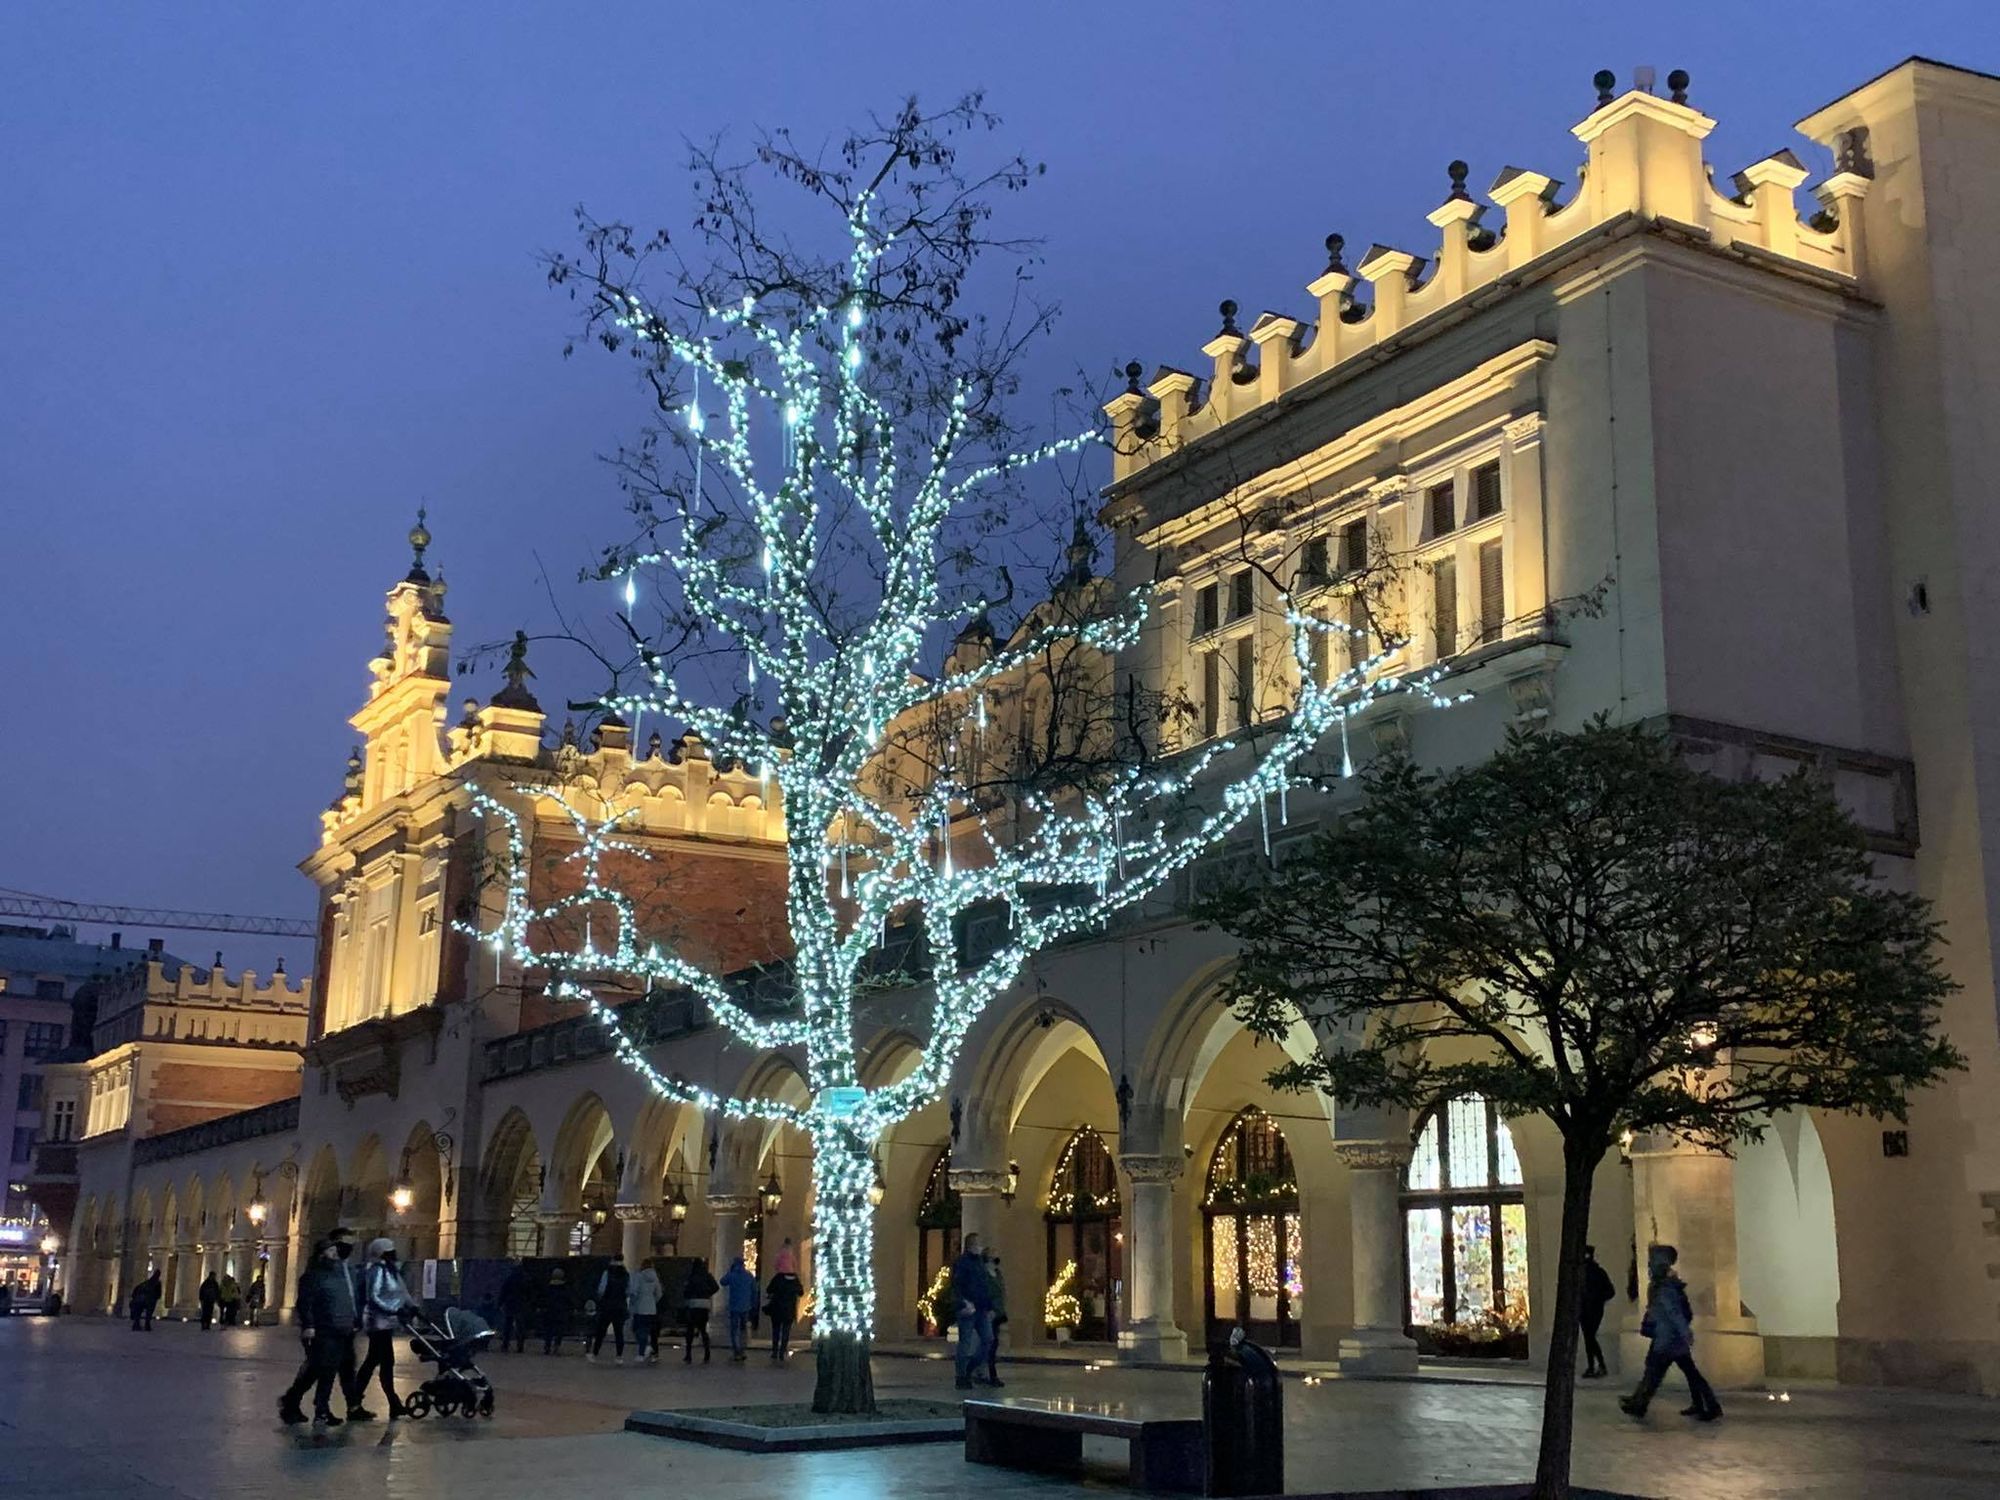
[1202,1109,1303,1347]
[1401,1095,1530,1358]
[1044,1127,1121,1342]
[915,1150,961,1336]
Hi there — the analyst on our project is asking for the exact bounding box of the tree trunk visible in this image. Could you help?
[809,1123,879,1415]
[1529,1138,1602,1500]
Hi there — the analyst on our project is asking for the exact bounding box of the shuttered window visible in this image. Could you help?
[1195,584,1220,636]
[1433,558,1458,660]
[1478,540,1505,643]
[1201,651,1221,738]
[1234,635,1255,727]
[1229,570,1254,621]
[1472,461,1503,520]
[1301,538,1329,584]
[1338,517,1368,575]
[1346,592,1371,673]
[1428,482,1456,539]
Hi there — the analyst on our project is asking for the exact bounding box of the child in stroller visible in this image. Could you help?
[400,1307,497,1419]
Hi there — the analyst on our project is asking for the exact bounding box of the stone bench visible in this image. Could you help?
[964,1396,1204,1493]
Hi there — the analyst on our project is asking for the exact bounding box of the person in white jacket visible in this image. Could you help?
[629,1261,665,1363]
[352,1238,414,1418]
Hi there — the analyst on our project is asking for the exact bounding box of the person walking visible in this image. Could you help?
[1579,1244,1616,1378]
[128,1270,162,1332]
[765,1264,804,1362]
[353,1239,414,1418]
[197,1271,221,1331]
[538,1267,572,1355]
[278,1229,362,1428]
[219,1271,243,1328]
[589,1253,631,1363]
[245,1273,267,1328]
[1620,1244,1723,1422]
[982,1249,1008,1388]
[630,1259,664,1364]
[721,1256,759,1362]
[681,1257,718,1363]
[499,1260,532,1353]
[950,1232,993,1390]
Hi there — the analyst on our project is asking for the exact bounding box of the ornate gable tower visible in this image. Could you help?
[349,511,453,807]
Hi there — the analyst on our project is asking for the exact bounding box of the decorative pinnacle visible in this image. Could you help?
[1667,68,1690,105]
[1593,69,1617,107]
[406,505,432,583]
[1324,233,1347,274]
[1124,359,1144,395]
[491,628,541,711]
[1217,299,1240,337]
[1448,160,1470,200]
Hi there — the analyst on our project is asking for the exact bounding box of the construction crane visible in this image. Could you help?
[0,887,317,942]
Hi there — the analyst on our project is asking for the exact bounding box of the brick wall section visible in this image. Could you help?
[517,839,792,1033]
[142,1063,301,1137]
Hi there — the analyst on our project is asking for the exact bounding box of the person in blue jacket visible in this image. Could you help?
[720,1256,760,1362]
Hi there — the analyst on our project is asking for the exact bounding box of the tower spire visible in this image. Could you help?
[406,506,432,584]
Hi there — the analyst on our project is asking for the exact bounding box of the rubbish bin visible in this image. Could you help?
[1202,1327,1283,1497]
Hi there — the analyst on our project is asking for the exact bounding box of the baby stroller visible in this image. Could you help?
[401,1307,497,1419]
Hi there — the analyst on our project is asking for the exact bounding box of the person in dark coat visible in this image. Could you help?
[538,1267,572,1354]
[197,1271,221,1330]
[982,1249,1008,1388]
[245,1273,267,1328]
[950,1233,993,1390]
[589,1254,631,1362]
[1579,1244,1617,1378]
[680,1258,718,1363]
[353,1238,414,1418]
[765,1267,805,1362]
[1620,1244,1723,1422]
[278,1229,362,1426]
[499,1261,532,1352]
[128,1271,162,1332]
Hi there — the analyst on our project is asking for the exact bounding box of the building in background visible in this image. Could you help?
[47,57,2000,1397]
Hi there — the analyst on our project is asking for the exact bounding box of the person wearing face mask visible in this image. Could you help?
[353,1238,415,1418]
[277,1227,363,1428]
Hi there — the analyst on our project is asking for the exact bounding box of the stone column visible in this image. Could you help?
[1118,1154,1189,1362]
[949,1167,1011,1346]
[616,1204,656,1266]
[535,1211,573,1258]
[707,1195,756,1273]
[1334,1143,1420,1374]
[1626,1132,1764,1387]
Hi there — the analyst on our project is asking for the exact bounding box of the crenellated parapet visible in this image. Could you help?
[1107,69,1874,482]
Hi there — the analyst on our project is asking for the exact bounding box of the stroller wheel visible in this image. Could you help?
[433,1394,459,1418]
[402,1391,432,1421]
[479,1391,495,1417]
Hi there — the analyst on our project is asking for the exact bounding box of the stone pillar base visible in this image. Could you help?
[1336,1326,1421,1375]
[1118,1319,1190,1363]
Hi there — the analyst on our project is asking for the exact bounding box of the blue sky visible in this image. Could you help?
[4,2,1995,974]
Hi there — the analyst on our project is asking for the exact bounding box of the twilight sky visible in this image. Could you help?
[4,2,1996,977]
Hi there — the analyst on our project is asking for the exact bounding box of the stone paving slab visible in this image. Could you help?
[626,1399,965,1451]
[5,1315,1998,1498]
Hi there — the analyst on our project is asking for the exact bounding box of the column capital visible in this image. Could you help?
[1118,1153,1186,1186]
[613,1203,657,1225]
[705,1193,758,1216]
[1335,1141,1413,1172]
[1503,412,1545,449]
[948,1167,1013,1196]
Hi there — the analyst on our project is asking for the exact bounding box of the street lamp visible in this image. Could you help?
[667,1181,690,1223]
[246,1198,269,1229]
[1001,1159,1021,1207]
[760,1169,783,1214]
[40,1233,60,1256]
[867,1153,887,1208]
[389,1183,415,1215]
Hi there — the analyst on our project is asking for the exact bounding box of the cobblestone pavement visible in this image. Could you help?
[3,1315,1996,1498]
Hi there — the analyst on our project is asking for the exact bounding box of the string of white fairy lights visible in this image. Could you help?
[463,191,1465,1337]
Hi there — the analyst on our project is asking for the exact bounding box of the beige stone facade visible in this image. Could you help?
[54,58,2000,1397]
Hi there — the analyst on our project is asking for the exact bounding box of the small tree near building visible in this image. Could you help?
[1199,720,1962,1500]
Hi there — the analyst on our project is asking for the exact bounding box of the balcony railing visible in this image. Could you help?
[131,1096,300,1165]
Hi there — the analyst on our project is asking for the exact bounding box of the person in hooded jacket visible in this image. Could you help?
[1620,1243,1723,1422]
[720,1256,759,1362]
[680,1257,719,1362]
[219,1271,243,1327]
[630,1259,664,1363]
[589,1253,631,1363]
[353,1238,415,1417]
[128,1270,162,1332]
[279,1228,362,1427]
[764,1265,805,1362]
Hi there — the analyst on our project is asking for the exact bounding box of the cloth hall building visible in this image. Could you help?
[38,57,2000,1396]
